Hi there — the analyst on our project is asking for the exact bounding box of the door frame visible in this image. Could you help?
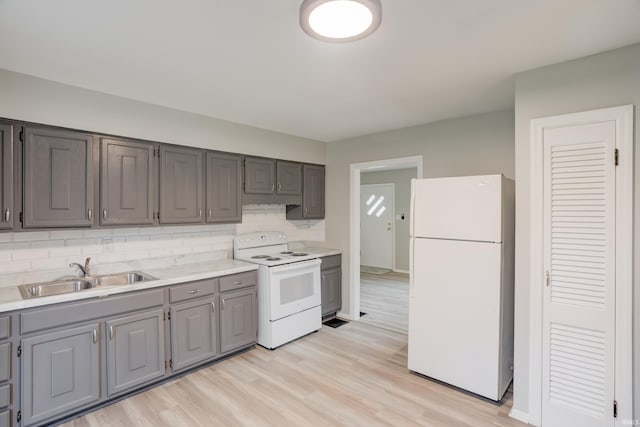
[528,105,634,426]
[360,183,395,270]
[342,155,422,321]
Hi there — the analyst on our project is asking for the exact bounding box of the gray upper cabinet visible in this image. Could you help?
[100,138,155,226]
[106,309,165,397]
[276,161,302,195]
[219,288,257,353]
[0,124,13,230]
[244,157,275,194]
[21,323,101,426]
[23,127,94,228]
[286,164,325,220]
[170,297,218,372]
[206,152,242,223]
[159,145,203,224]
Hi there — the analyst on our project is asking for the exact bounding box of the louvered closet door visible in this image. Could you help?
[542,121,616,427]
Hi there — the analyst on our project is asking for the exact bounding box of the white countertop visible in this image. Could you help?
[0,259,258,313]
[302,247,342,257]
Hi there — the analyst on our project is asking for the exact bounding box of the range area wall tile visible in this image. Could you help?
[0,205,325,288]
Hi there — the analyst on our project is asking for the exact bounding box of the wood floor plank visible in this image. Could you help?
[360,271,409,333]
[60,321,525,427]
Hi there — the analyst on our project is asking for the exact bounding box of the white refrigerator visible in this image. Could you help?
[408,174,515,401]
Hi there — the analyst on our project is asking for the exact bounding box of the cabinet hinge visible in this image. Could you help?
[169,359,173,369]
[17,345,21,357]
[615,148,619,166]
[613,400,618,418]
[17,410,21,423]
[19,212,23,224]
[164,360,167,370]
[167,311,171,320]
[19,128,24,142]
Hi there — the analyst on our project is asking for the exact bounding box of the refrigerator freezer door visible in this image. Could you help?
[411,175,502,242]
[408,237,503,400]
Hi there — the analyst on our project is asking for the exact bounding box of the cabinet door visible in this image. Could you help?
[23,127,94,228]
[276,161,302,195]
[321,267,342,316]
[219,289,257,353]
[21,323,100,426]
[303,164,325,218]
[106,310,164,397]
[170,298,217,372]
[159,145,203,224]
[206,152,242,223]
[0,124,12,231]
[244,157,275,194]
[100,138,154,226]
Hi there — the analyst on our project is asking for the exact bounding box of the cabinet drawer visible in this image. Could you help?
[321,254,341,270]
[0,384,9,409]
[219,271,257,292]
[0,317,9,340]
[0,343,9,383]
[169,279,216,303]
[0,410,8,427]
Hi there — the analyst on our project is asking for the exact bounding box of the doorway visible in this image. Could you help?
[347,156,422,329]
[528,105,633,426]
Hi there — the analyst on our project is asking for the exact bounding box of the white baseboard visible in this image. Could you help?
[392,269,409,274]
[509,408,530,424]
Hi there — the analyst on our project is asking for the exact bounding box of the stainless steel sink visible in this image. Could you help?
[18,271,156,299]
[93,272,155,287]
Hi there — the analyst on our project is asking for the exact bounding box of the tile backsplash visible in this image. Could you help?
[0,205,324,287]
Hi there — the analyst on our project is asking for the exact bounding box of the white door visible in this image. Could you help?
[542,121,616,427]
[360,184,393,269]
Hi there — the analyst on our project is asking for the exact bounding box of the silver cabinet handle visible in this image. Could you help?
[103,208,107,220]
[3,209,9,223]
[271,183,275,192]
[199,208,202,217]
[93,329,97,344]
[109,325,114,340]
[278,183,281,192]
[221,298,226,311]
[208,209,212,217]
[211,301,215,312]
[188,289,200,294]
[88,208,93,221]
[233,281,242,285]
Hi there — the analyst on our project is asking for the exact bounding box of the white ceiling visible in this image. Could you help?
[1,0,639,142]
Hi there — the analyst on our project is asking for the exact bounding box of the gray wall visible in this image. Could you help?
[513,43,640,419]
[325,109,515,318]
[0,68,325,164]
[361,168,417,272]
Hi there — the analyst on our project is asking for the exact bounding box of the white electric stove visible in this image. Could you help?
[234,232,321,349]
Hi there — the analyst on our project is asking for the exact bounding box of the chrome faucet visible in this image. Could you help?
[70,257,92,277]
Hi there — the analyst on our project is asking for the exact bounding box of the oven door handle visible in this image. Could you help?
[269,258,321,273]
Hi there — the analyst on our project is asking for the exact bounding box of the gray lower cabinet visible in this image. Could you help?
[100,138,155,226]
[21,323,100,426]
[170,297,217,372]
[106,310,165,397]
[219,288,257,354]
[23,127,94,228]
[159,145,203,224]
[321,255,342,318]
[276,161,301,195]
[286,164,325,220]
[244,157,275,194]
[0,124,13,231]
[206,152,242,223]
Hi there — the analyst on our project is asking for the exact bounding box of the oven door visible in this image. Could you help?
[268,258,321,321]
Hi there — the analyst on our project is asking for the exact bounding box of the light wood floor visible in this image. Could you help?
[360,271,409,334]
[62,322,525,427]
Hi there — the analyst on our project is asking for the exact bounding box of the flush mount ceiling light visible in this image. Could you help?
[300,0,382,43]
